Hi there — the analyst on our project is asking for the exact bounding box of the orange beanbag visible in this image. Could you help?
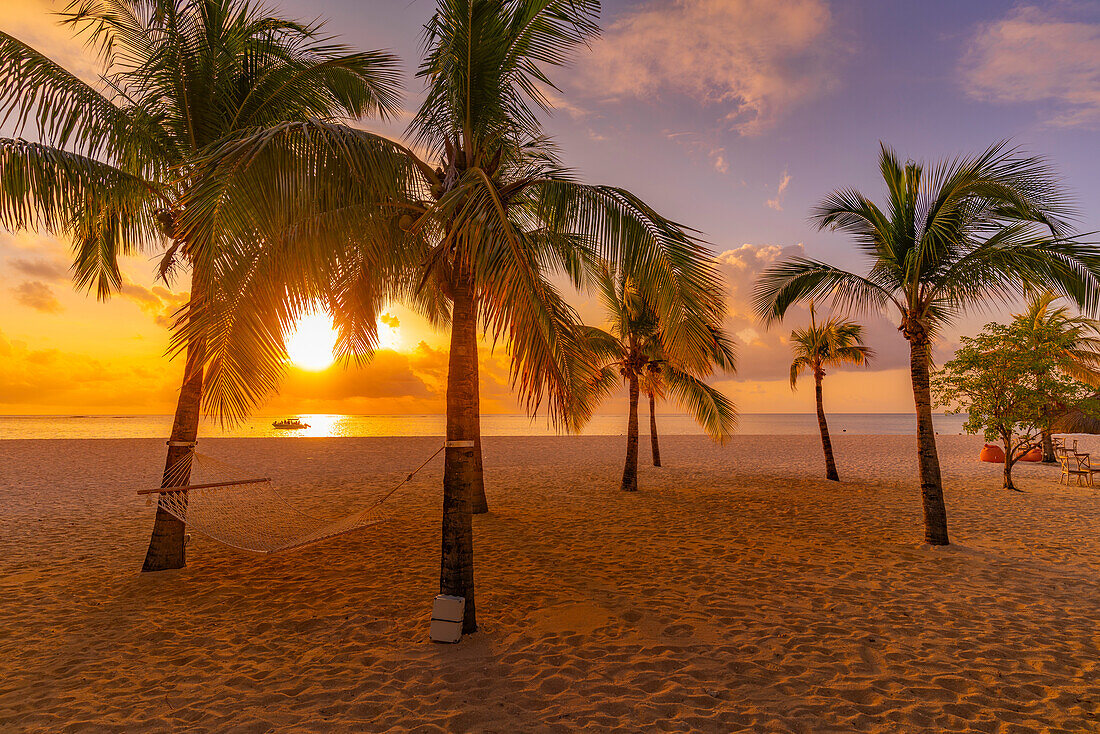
[1015,447,1043,462]
[979,444,1005,463]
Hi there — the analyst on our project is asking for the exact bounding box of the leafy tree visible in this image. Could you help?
[1011,291,1100,461]
[753,141,1099,545]
[581,266,736,491]
[933,321,1097,490]
[173,0,726,632]
[788,304,873,481]
[0,0,400,570]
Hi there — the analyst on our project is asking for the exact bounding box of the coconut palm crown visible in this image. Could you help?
[788,304,873,481]
[0,0,402,572]
[172,0,729,632]
[583,264,737,491]
[754,141,1100,545]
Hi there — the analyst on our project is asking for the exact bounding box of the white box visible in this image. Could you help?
[430,618,463,643]
[432,594,465,622]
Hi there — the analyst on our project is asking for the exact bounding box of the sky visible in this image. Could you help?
[2,0,1099,418]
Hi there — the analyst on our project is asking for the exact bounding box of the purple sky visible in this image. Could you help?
[2,0,1099,414]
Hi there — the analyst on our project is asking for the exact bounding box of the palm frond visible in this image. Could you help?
[664,368,737,443]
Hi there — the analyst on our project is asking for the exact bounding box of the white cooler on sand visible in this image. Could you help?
[430,595,465,643]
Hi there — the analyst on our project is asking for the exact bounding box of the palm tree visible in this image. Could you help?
[788,304,873,481]
[1012,291,1100,461]
[173,0,726,632]
[754,141,1099,545]
[0,0,401,570]
[641,366,665,467]
[583,267,736,492]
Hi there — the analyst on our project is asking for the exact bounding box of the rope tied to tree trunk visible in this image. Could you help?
[140,441,448,554]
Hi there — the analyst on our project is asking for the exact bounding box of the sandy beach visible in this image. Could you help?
[1,434,1099,732]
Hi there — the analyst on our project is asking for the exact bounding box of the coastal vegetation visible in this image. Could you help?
[935,319,1099,490]
[579,265,736,492]
[0,0,401,570]
[787,305,872,482]
[754,142,1100,545]
[1011,291,1100,462]
[171,0,732,632]
[2,0,1099,642]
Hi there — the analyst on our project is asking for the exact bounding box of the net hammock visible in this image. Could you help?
[139,442,446,555]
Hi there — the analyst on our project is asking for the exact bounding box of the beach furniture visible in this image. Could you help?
[1015,447,1043,462]
[979,444,1005,463]
[1059,452,1098,486]
[136,442,448,554]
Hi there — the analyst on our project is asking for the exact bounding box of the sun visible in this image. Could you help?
[286,311,338,370]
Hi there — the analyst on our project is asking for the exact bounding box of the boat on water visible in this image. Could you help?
[272,418,309,429]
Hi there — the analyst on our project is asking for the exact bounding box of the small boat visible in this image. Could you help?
[272,418,309,429]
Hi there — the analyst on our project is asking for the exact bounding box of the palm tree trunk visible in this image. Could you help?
[815,372,839,482]
[470,438,488,513]
[441,272,478,633]
[909,337,950,545]
[1041,428,1055,464]
[648,390,661,468]
[142,320,205,572]
[621,372,640,491]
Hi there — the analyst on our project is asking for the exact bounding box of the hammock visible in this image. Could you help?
[138,442,449,554]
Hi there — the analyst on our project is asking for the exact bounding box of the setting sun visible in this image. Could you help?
[286,311,338,370]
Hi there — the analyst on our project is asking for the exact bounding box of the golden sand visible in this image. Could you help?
[1,434,1098,732]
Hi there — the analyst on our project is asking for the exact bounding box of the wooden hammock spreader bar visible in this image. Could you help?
[136,478,272,496]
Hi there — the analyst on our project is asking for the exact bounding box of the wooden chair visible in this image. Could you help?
[1062,452,1100,486]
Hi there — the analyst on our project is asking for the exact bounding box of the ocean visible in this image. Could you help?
[0,413,972,440]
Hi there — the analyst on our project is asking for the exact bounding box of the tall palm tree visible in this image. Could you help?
[1012,291,1100,461]
[583,266,737,492]
[0,0,401,570]
[173,0,726,632]
[754,142,1099,545]
[788,304,873,481]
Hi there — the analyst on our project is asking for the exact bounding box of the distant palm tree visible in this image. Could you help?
[754,141,1099,545]
[788,304,873,481]
[0,0,400,571]
[173,0,727,632]
[583,267,736,492]
[641,366,666,467]
[1012,291,1100,461]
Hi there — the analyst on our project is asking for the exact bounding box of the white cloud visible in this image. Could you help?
[577,0,844,134]
[766,169,791,210]
[962,4,1100,127]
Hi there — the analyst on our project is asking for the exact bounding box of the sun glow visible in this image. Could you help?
[377,316,403,351]
[286,312,338,371]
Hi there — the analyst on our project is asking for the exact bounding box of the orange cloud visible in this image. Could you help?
[0,0,101,85]
[578,0,844,134]
[116,278,190,329]
[12,281,63,313]
[8,255,70,280]
[0,329,180,411]
[962,5,1100,128]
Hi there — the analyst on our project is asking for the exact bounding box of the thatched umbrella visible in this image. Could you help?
[1051,395,1100,434]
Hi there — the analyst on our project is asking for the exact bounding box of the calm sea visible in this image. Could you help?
[0,413,971,440]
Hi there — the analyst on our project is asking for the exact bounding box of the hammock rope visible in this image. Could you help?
[140,442,446,555]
